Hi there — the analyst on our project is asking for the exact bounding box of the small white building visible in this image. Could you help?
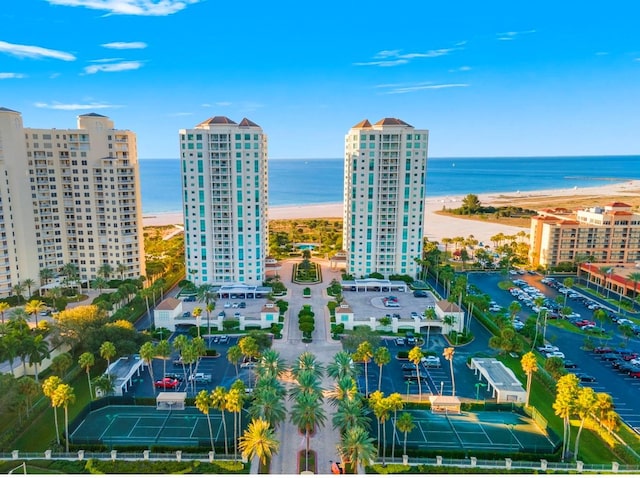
[153,297,183,331]
[469,357,526,403]
[435,300,465,334]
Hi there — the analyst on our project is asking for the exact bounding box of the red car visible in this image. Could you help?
[629,368,640,378]
[155,377,179,389]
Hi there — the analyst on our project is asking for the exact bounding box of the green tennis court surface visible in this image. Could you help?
[391,410,556,454]
[70,405,227,447]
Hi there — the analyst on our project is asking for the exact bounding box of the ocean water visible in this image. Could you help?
[139,155,640,214]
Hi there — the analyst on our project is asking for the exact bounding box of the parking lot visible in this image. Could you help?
[468,271,640,432]
[125,334,259,398]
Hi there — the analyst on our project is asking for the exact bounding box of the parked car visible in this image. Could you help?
[574,372,596,383]
[629,368,640,378]
[395,337,406,346]
[413,290,428,297]
[219,335,229,344]
[546,351,565,359]
[421,356,441,368]
[189,372,212,383]
[155,377,180,389]
[537,344,560,354]
[240,356,259,368]
[164,373,183,382]
[593,346,613,354]
[562,360,578,369]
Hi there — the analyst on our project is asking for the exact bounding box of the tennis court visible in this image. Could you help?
[70,405,228,447]
[391,410,557,454]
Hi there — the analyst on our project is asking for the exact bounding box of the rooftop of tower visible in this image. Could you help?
[79,112,108,118]
[352,118,413,128]
[0,107,20,114]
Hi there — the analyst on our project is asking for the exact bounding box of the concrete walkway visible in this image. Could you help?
[257,259,345,475]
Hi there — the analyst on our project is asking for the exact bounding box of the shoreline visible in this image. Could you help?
[143,179,640,244]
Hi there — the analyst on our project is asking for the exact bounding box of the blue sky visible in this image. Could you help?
[1,1,639,159]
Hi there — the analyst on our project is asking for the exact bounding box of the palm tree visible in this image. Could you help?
[257,349,286,380]
[116,262,127,280]
[291,391,327,472]
[239,418,280,468]
[338,425,377,474]
[387,392,404,461]
[370,392,391,465]
[627,272,640,311]
[155,339,172,381]
[140,342,157,391]
[211,386,230,455]
[39,267,54,286]
[195,390,216,456]
[227,345,243,377]
[562,277,574,308]
[0,301,9,325]
[12,282,26,304]
[332,397,370,434]
[443,347,456,396]
[92,277,109,295]
[26,334,50,383]
[42,375,62,445]
[573,386,598,460]
[408,346,424,400]
[327,351,355,381]
[98,263,113,279]
[25,299,46,328]
[52,383,75,453]
[521,351,538,407]
[249,386,287,431]
[292,351,324,378]
[51,352,73,378]
[78,352,95,400]
[22,278,35,299]
[290,369,323,400]
[327,375,359,406]
[396,412,415,457]
[553,373,579,461]
[92,373,116,397]
[354,341,373,397]
[193,306,203,337]
[373,346,391,392]
[423,308,437,347]
[100,341,116,371]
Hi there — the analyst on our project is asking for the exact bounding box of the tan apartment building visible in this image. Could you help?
[0,108,145,296]
[529,202,640,269]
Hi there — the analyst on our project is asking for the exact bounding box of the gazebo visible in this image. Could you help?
[156,392,187,410]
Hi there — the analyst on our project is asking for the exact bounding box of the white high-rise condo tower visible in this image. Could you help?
[0,108,146,296]
[343,118,428,278]
[179,117,268,286]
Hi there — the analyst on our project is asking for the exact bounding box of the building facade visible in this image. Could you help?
[343,118,428,278]
[179,116,268,286]
[0,108,145,296]
[529,202,640,268]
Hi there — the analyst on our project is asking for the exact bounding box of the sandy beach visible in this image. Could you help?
[143,180,640,246]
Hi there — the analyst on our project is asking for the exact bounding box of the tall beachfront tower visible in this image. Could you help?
[0,108,146,296]
[343,118,428,278]
[179,116,268,286]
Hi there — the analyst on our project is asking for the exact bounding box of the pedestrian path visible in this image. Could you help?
[257,259,344,475]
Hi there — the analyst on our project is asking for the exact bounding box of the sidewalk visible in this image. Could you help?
[259,259,344,475]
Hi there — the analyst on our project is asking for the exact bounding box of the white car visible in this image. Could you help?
[537,344,559,354]
[421,356,441,368]
[189,372,212,383]
[546,351,565,359]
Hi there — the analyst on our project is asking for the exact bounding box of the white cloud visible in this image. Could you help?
[355,46,459,67]
[35,101,123,110]
[88,57,125,63]
[497,29,536,41]
[202,102,232,107]
[377,82,470,94]
[101,41,148,49]
[83,60,143,74]
[45,0,201,16]
[0,40,76,61]
[0,72,27,79]
[448,66,471,73]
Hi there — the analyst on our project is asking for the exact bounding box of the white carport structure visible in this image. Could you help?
[469,358,526,404]
[102,355,145,397]
[156,392,187,410]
